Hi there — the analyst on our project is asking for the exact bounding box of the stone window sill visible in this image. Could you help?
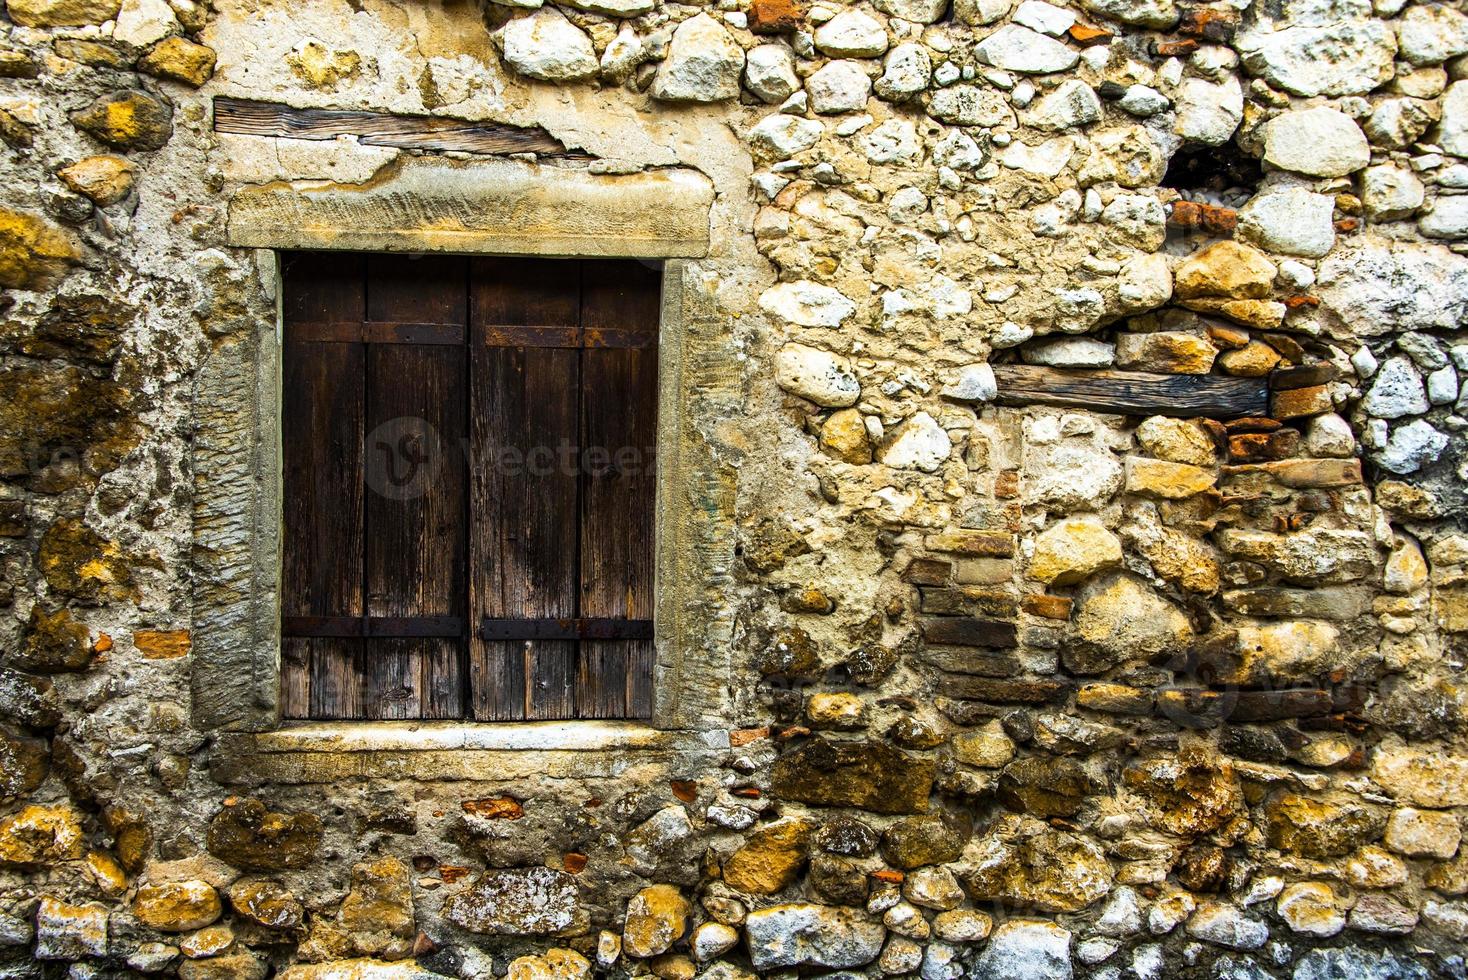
[210,721,731,785]
[256,720,730,754]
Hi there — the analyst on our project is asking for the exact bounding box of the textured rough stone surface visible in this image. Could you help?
[499,9,598,82]
[0,0,1465,976]
[651,14,744,102]
[771,739,935,814]
[443,868,582,936]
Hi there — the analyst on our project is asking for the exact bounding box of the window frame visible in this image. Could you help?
[192,251,730,748]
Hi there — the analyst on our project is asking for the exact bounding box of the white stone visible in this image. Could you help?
[747,115,824,160]
[35,899,108,960]
[1397,3,1468,66]
[1318,238,1468,337]
[972,920,1073,980]
[761,281,856,327]
[920,941,963,980]
[775,344,861,408]
[904,868,965,911]
[691,923,740,961]
[1441,81,1468,157]
[807,60,872,114]
[998,136,1074,177]
[1238,187,1336,258]
[925,134,979,176]
[1367,97,1437,149]
[1120,85,1169,116]
[114,0,176,47]
[500,8,598,81]
[1077,938,1118,965]
[880,936,925,974]
[1263,107,1369,177]
[1147,892,1195,934]
[1081,0,1177,29]
[1022,337,1115,367]
[888,186,928,224]
[1421,195,1468,239]
[1095,887,1144,937]
[1429,365,1460,404]
[1185,903,1268,950]
[993,322,1034,348]
[880,412,952,472]
[1276,883,1346,937]
[920,912,982,947]
[744,904,885,970]
[127,944,179,972]
[1385,806,1462,858]
[1173,75,1243,145]
[954,0,1012,25]
[975,25,1079,74]
[1362,165,1426,221]
[1132,945,1166,980]
[874,0,950,23]
[928,84,1013,126]
[560,0,655,15]
[651,14,744,102]
[1424,900,1468,941]
[1236,2,1396,97]
[1375,419,1449,474]
[1025,442,1124,512]
[1363,357,1430,419]
[943,363,997,402]
[600,28,644,82]
[875,43,931,101]
[814,11,888,58]
[928,276,972,318]
[744,45,799,104]
[1351,346,1379,379]
[1116,253,1173,313]
[860,118,921,164]
[1013,0,1075,35]
[1025,80,1102,131]
[1305,414,1355,457]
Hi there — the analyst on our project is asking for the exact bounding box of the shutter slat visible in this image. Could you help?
[576,260,659,719]
[281,252,366,720]
[469,259,582,721]
[362,255,469,720]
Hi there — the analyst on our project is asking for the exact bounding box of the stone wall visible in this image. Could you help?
[1,0,1468,977]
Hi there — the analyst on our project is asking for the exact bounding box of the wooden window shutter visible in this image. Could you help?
[468,259,659,720]
[280,253,657,721]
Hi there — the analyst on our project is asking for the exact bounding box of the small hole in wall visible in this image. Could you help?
[1161,142,1262,208]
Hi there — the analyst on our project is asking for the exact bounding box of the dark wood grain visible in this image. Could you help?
[281,253,366,719]
[992,365,1268,418]
[281,253,660,721]
[576,260,659,719]
[363,255,468,720]
[214,98,577,157]
[469,258,581,721]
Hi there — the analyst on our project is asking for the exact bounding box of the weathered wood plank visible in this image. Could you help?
[992,365,1268,418]
[281,252,366,720]
[214,97,577,157]
[469,258,582,721]
[576,260,660,719]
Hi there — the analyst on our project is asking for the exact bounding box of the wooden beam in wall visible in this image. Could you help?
[213,98,581,158]
[992,365,1269,419]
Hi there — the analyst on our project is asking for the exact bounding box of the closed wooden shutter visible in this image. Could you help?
[280,253,658,721]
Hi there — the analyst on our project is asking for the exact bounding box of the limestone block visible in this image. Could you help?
[228,157,713,258]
